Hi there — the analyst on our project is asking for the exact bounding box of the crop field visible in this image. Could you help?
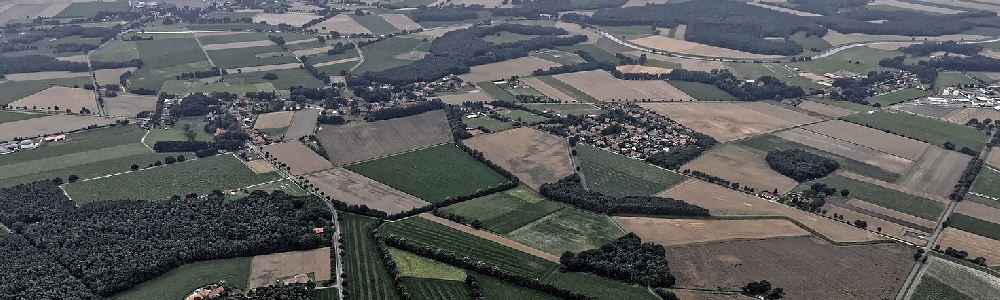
[896,104,963,120]
[200,40,275,51]
[543,272,661,300]
[10,86,96,113]
[947,213,1000,241]
[463,128,573,190]
[0,125,141,163]
[380,216,558,278]
[254,111,295,129]
[615,64,673,74]
[614,217,811,246]
[460,57,561,83]
[533,50,584,66]
[403,278,474,300]
[436,89,494,104]
[665,236,911,299]
[0,141,159,184]
[262,142,332,175]
[774,129,915,176]
[342,214,401,300]
[641,102,819,142]
[803,174,945,220]
[352,15,398,33]
[307,14,371,34]
[4,71,90,81]
[797,100,856,117]
[911,276,972,300]
[389,248,466,281]
[953,201,1000,229]
[553,70,693,101]
[629,51,726,72]
[249,247,331,288]
[382,14,422,31]
[475,275,561,300]
[207,45,297,69]
[681,144,799,194]
[942,107,1000,125]
[630,35,782,59]
[135,37,208,69]
[897,146,972,197]
[741,134,905,182]
[803,120,930,160]
[143,118,214,146]
[0,114,116,142]
[353,36,428,72]
[56,2,128,18]
[104,94,158,118]
[915,256,1000,300]
[846,199,939,230]
[225,68,325,91]
[665,80,737,100]
[127,61,213,92]
[507,208,624,255]
[254,12,320,27]
[0,111,41,124]
[477,82,518,102]
[109,257,251,300]
[822,203,929,245]
[521,77,573,101]
[865,88,931,106]
[0,77,92,105]
[438,187,563,234]
[936,228,1000,267]
[317,110,451,165]
[463,115,512,132]
[844,112,987,151]
[245,159,275,174]
[94,67,137,86]
[576,144,686,197]
[63,155,280,203]
[533,76,598,102]
[305,168,430,214]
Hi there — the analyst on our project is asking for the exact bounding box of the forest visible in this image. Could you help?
[612,69,805,101]
[765,149,839,182]
[0,234,101,300]
[924,55,1000,72]
[539,174,710,216]
[493,0,627,18]
[560,233,675,287]
[898,41,983,57]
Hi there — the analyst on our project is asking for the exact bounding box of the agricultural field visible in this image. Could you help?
[249,248,331,288]
[864,88,931,106]
[109,257,251,300]
[463,128,573,190]
[843,111,987,151]
[666,80,738,100]
[521,77,574,101]
[802,174,945,220]
[352,15,401,33]
[307,14,371,34]
[532,49,584,66]
[262,142,333,175]
[305,168,430,214]
[614,217,811,246]
[10,86,96,113]
[135,37,209,69]
[629,35,782,59]
[316,110,452,165]
[0,111,42,124]
[403,278,474,300]
[741,133,907,183]
[353,37,426,73]
[936,72,979,87]
[253,111,295,130]
[103,94,158,118]
[0,77,91,105]
[55,2,129,18]
[552,70,694,101]
[911,256,1000,300]
[94,68,137,86]
[0,114,116,142]
[641,102,820,142]
[127,61,215,92]
[936,228,1000,266]
[773,129,915,176]
[542,272,660,300]
[462,115,513,132]
[226,68,325,91]
[63,155,281,203]
[436,89,494,104]
[896,146,972,197]
[803,120,930,160]
[972,167,1000,199]
[437,187,563,234]
[460,57,561,83]
[254,12,320,27]
[382,14,422,31]
[389,248,466,281]
[681,144,799,194]
[227,179,307,200]
[206,45,298,69]
[616,64,674,75]
[475,275,561,300]
[507,208,624,255]
[947,213,1000,241]
[796,100,856,117]
[143,118,215,146]
[941,108,1000,125]
[533,76,598,102]
[342,214,401,300]
[477,82,518,102]
[576,144,686,197]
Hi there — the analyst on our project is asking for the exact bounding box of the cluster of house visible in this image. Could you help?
[0,135,64,155]
[558,104,701,160]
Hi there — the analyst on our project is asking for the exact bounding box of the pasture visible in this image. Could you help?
[94,68,137,86]
[553,70,693,101]
[404,278,474,300]
[352,15,398,33]
[476,275,561,300]
[533,50,584,66]
[803,120,930,160]
[972,167,1000,199]
[666,80,737,101]
[345,144,509,203]
[437,187,563,234]
[342,214,401,300]
[0,115,116,142]
[353,37,428,73]
[630,35,782,59]
[109,257,251,300]
[641,102,820,142]
[0,142,169,188]
[127,61,214,92]
[614,217,811,246]
[936,72,979,87]
[681,144,799,194]
[576,144,686,197]
[0,77,91,105]
[463,128,573,190]
[225,68,325,90]
[389,248,466,281]
[843,112,987,151]
[460,57,561,83]
[462,115,513,132]
[507,208,624,255]
[543,272,660,300]
[10,86,96,113]
[262,142,333,175]
[477,82,518,102]
[317,110,451,165]
[135,37,208,69]
[864,88,931,106]
[936,228,1000,267]
[249,247,331,288]
[0,111,42,124]
[307,14,371,34]
[143,118,214,146]
[802,174,945,220]
[305,168,430,214]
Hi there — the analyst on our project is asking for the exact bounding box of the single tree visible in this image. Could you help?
[68,175,80,182]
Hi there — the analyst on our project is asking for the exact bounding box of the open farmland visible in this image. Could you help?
[507,208,624,255]
[741,134,906,182]
[307,14,371,34]
[437,187,563,234]
[942,108,1000,125]
[201,40,275,51]
[284,109,319,140]
[553,70,693,101]
[476,275,561,300]
[0,111,41,124]
[575,144,686,197]
[681,144,799,194]
[253,12,319,27]
[805,173,946,220]
[797,101,857,117]
[306,168,429,214]
[207,45,298,69]
[0,115,116,141]
[522,77,573,101]
[109,257,251,300]
[404,278,474,300]
[463,128,573,190]
[822,202,930,245]
[0,77,92,106]
[317,110,451,165]
[253,111,295,129]
[844,112,988,151]
[436,89,494,104]
[460,57,561,83]
[774,129,915,176]
[988,148,1000,169]
[615,217,811,246]
[616,65,673,74]
[94,68,136,86]
[342,214,401,300]
[804,120,930,160]
[641,102,819,142]
[935,228,1000,269]
[947,213,1000,241]
[262,142,333,175]
[3,71,90,81]
[911,256,1000,300]
[897,146,972,197]
[135,37,208,69]
[955,198,1000,224]
[382,14,422,31]
[665,236,911,299]
[245,160,275,174]
[10,86,95,113]
[104,94,157,118]
[666,81,737,101]
[249,248,331,288]
[626,51,726,72]
[389,248,466,281]
[630,35,783,59]
[865,89,931,107]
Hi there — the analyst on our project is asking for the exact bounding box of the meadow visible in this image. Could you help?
[667,80,738,100]
[0,144,172,188]
[936,72,979,87]
[844,111,987,150]
[437,187,564,234]
[109,257,251,300]
[0,77,92,105]
[534,76,598,102]
[226,68,325,90]
[478,82,518,102]
[0,112,42,124]
[801,174,945,220]
[143,118,215,147]
[543,272,659,300]
[136,38,209,69]
[507,208,624,255]
[475,275,560,300]
[576,144,687,197]
[403,278,474,300]
[127,61,213,92]
[342,214,401,300]
[463,116,513,132]
[912,276,972,300]
[864,88,931,106]
[947,213,1000,241]
[56,2,129,18]
[389,248,467,281]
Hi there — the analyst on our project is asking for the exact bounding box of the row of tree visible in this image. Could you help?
[539,174,711,216]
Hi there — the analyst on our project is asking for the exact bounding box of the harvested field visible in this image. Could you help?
[522,77,573,101]
[313,57,359,67]
[317,110,451,165]
[382,14,422,31]
[735,102,821,125]
[665,236,912,299]
[460,57,561,83]
[464,128,573,190]
[290,46,330,57]
[942,108,1000,125]
[253,12,319,27]
[555,21,601,44]
[641,102,815,142]
[659,179,883,243]
[93,68,136,86]
[680,144,798,194]
[630,35,783,59]
[435,89,494,104]
[245,159,275,174]
[306,168,429,214]
[917,256,1000,300]
[3,71,89,81]
[420,214,560,262]
[254,111,295,129]
[553,70,693,101]
[226,62,302,74]
[870,0,964,14]
[627,51,727,72]
[201,40,275,51]
[285,109,319,140]
[936,228,1000,266]
[614,217,811,246]
[307,14,371,34]
[797,101,856,117]
[11,86,95,112]
[0,4,49,24]
[262,142,333,175]
[837,171,951,205]
[103,94,157,118]
[748,1,821,16]
[249,247,331,288]
[774,129,914,175]
[804,120,929,160]
[988,148,1000,168]
[897,146,972,197]
[822,204,928,245]
[616,65,673,74]
[955,201,1000,225]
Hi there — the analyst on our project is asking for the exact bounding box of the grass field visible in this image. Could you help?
[90,40,139,62]
[463,116,513,132]
[352,15,399,33]
[741,134,903,182]
[160,80,268,95]
[227,179,307,201]
[346,144,509,203]
[225,68,325,90]
[475,274,560,300]
[556,44,617,64]
[504,110,547,123]
[972,167,1000,199]
[824,46,900,65]
[438,187,563,234]
[198,33,270,45]
[844,111,987,150]
[532,50,583,66]
[342,214,401,300]
[535,76,598,102]
[507,208,624,255]
[143,118,215,147]
[0,77,92,105]
[810,97,873,111]
[63,155,280,203]
[56,2,129,18]
[800,174,945,220]
[667,80,737,100]
[390,248,467,281]
[576,144,687,197]
[864,88,931,106]
[912,276,973,300]
[0,112,43,124]
[354,37,428,73]
[598,25,655,37]
[544,272,659,300]
[136,37,209,69]
[789,59,892,76]
[403,277,474,300]
[936,72,979,87]
[380,217,557,278]
[478,82,518,102]
[110,257,251,300]
[206,45,298,69]
[947,213,1000,241]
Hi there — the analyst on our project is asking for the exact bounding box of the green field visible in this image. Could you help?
[576,144,687,197]
[863,88,931,106]
[788,31,832,52]
[789,59,892,76]
[544,272,659,300]
[380,217,557,278]
[740,134,902,182]
[207,45,298,69]
[484,32,540,44]
[0,77,92,105]
[56,2,129,18]
[824,46,900,65]
[502,110,547,123]
[798,174,945,220]
[667,80,737,100]
[227,179,308,201]
[225,68,325,90]
[438,187,563,234]
[463,116,514,132]
[843,111,987,150]
[185,23,282,31]
[160,80,271,95]
[521,103,606,116]
[475,275,560,300]
[127,61,214,92]
[948,213,1000,241]
[136,37,209,69]
[507,208,624,255]
[415,11,494,28]
[198,33,272,45]
[403,277,474,300]
[316,288,340,300]
[971,167,1000,199]
[63,155,280,203]
[912,276,973,300]
[478,82,518,102]
[0,111,43,124]
[316,61,357,77]
[535,76,598,102]
[390,248,467,281]
[532,50,583,66]
[143,118,215,147]
[354,37,429,73]
[342,214,401,300]
[90,40,139,62]
[206,11,262,19]
[110,257,251,300]
[936,72,979,87]
[556,44,617,65]
[352,15,399,33]
[346,144,509,203]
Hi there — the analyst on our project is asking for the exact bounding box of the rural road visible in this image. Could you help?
[348,39,364,73]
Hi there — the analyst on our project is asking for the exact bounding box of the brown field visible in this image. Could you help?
[262,142,333,175]
[0,4,49,24]
[936,228,1000,266]
[665,236,911,299]
[670,290,755,300]
[254,111,295,129]
[56,54,88,63]
[774,129,914,175]
[285,109,319,140]
[103,94,157,118]
[382,14,422,31]
[736,102,822,125]
[798,101,856,117]
[942,108,1000,125]
[463,128,574,190]
[201,40,274,51]
[307,14,371,34]
[436,89,494,104]
[822,30,987,46]
[659,179,884,243]
[11,86,96,112]
[630,35,783,59]
[227,62,302,74]
[249,247,331,288]
[846,199,938,229]
[627,51,727,72]
[420,214,560,262]
[306,168,430,214]
[317,110,451,165]
[553,70,693,101]
[823,204,928,246]
[804,120,930,160]
[460,57,561,83]
[245,159,276,174]
[0,115,117,141]
[94,67,136,86]
[614,217,811,246]
[681,144,799,194]
[291,46,330,57]
[616,65,673,74]
[254,12,320,27]
[313,57,359,68]
[521,77,574,102]
[897,146,971,197]
[3,71,88,81]
[641,102,810,142]
[870,0,964,14]
[987,148,1000,168]
[955,201,1000,224]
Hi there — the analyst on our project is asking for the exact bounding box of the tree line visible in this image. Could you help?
[899,41,983,57]
[539,174,711,216]
[493,0,627,18]
[560,233,675,287]
[765,149,840,182]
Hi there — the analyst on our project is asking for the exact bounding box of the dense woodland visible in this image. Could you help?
[560,233,674,287]
[540,174,710,216]
[216,285,316,300]
[899,41,984,57]
[765,149,840,182]
[615,69,806,101]
[0,234,101,299]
